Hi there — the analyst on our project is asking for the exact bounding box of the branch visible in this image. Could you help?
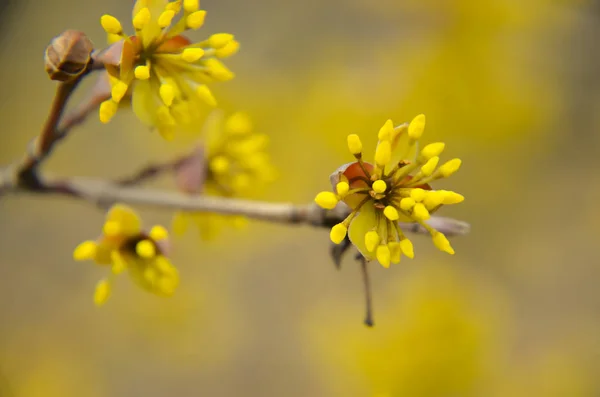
[4,34,107,192]
[2,173,471,236]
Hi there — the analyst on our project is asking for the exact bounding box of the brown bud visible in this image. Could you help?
[45,30,94,82]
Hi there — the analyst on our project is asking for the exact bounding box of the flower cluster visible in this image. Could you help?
[172,111,277,239]
[73,204,178,305]
[98,0,238,140]
[315,115,464,267]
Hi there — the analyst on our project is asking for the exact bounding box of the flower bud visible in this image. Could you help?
[44,30,94,82]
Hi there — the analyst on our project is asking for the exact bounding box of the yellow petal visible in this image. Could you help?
[348,201,378,259]
[105,204,142,237]
[131,78,157,126]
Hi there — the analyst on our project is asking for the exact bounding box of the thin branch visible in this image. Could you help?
[115,155,190,187]
[16,79,82,186]
[11,51,106,190]
[2,172,470,237]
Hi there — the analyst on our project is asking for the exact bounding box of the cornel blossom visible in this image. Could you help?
[315,115,464,268]
[98,0,239,140]
[73,204,178,306]
[172,111,277,239]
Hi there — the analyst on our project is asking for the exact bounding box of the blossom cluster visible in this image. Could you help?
[315,115,464,267]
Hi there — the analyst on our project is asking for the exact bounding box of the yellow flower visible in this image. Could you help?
[98,0,239,140]
[73,204,178,305]
[314,115,464,268]
[172,111,277,239]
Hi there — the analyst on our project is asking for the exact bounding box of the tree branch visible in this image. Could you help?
[1,172,471,236]
[9,49,107,191]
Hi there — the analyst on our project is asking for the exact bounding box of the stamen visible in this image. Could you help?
[133,7,151,30]
[330,223,348,244]
[100,15,123,35]
[408,114,426,140]
[372,180,387,194]
[347,134,363,155]
[378,119,394,141]
[376,245,391,268]
[187,10,207,29]
[365,231,380,252]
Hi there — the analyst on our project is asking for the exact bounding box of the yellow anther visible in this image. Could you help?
[433,232,455,255]
[383,205,399,221]
[315,191,339,210]
[186,10,207,29]
[408,114,426,140]
[209,33,234,49]
[204,58,235,81]
[438,158,462,177]
[376,245,391,268]
[375,140,392,166]
[149,225,169,241]
[215,40,240,58]
[156,106,176,125]
[420,142,445,160]
[330,223,348,244]
[410,188,426,202]
[336,181,350,196]
[372,180,387,194]
[209,156,230,174]
[225,112,252,135]
[73,241,97,261]
[347,134,363,155]
[136,240,156,258]
[183,0,200,12]
[420,156,439,177]
[378,119,394,141]
[399,197,416,211]
[181,48,205,62]
[134,65,151,80]
[159,83,176,107]
[99,100,118,124]
[441,191,465,204]
[111,81,129,103]
[100,15,123,34]
[166,2,182,12]
[158,9,176,28]
[388,242,402,264]
[133,7,151,30]
[196,85,217,107]
[423,191,445,209]
[400,239,415,259]
[365,231,380,253]
[412,203,430,221]
[94,279,111,306]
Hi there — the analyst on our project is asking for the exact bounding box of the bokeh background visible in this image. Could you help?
[1,0,600,396]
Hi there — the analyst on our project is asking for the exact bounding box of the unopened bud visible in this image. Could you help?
[45,30,94,82]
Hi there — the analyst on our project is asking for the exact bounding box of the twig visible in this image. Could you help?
[115,155,191,187]
[11,51,106,190]
[16,79,82,186]
[2,172,471,237]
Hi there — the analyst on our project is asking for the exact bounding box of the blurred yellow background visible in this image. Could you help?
[1,0,600,396]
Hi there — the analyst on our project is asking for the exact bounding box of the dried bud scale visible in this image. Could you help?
[44,30,94,82]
